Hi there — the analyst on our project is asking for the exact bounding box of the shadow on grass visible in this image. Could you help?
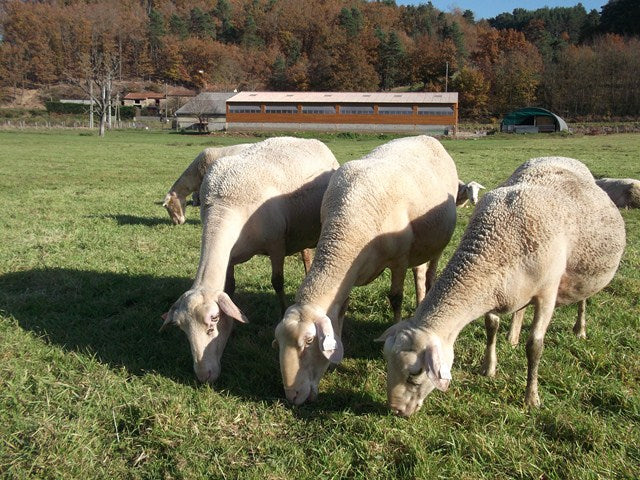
[97,214,200,227]
[0,267,390,413]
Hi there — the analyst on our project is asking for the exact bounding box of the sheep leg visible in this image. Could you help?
[507,307,526,346]
[300,249,313,275]
[224,265,236,296]
[573,299,587,339]
[425,252,442,292]
[269,251,287,315]
[412,264,427,307]
[327,299,349,373]
[481,313,500,377]
[524,294,557,407]
[389,267,408,323]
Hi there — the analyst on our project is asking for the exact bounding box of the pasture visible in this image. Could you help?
[0,129,638,479]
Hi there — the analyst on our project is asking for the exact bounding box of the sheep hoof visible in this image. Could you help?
[525,391,541,408]
[480,363,496,378]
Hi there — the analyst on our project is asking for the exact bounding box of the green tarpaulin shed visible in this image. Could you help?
[500,107,568,133]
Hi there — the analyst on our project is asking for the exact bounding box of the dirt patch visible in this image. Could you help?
[0,88,45,109]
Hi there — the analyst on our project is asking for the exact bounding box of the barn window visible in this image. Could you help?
[265,105,298,114]
[302,105,336,114]
[378,106,413,115]
[340,105,374,115]
[229,105,261,113]
[418,106,454,116]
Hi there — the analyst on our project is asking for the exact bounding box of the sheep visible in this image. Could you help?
[162,143,252,225]
[160,137,339,384]
[378,156,625,416]
[595,177,640,209]
[273,135,459,405]
[456,180,485,207]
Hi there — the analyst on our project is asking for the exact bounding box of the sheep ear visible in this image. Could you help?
[374,320,408,343]
[423,341,451,392]
[217,292,248,323]
[315,315,343,363]
[161,193,172,208]
[159,311,174,332]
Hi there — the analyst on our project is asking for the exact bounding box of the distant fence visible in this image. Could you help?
[0,120,171,130]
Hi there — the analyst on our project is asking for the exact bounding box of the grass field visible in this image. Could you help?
[0,129,638,479]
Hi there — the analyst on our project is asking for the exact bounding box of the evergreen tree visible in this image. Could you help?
[269,56,288,90]
[600,0,640,36]
[169,14,188,40]
[442,20,467,60]
[215,0,237,42]
[148,9,165,64]
[241,14,263,48]
[339,7,363,38]
[376,29,405,90]
[189,8,216,40]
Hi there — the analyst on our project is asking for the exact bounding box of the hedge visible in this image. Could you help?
[45,102,136,119]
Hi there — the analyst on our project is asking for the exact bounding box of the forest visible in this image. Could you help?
[0,0,639,119]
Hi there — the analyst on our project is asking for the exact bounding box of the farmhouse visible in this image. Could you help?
[122,87,196,117]
[122,91,165,108]
[225,91,458,134]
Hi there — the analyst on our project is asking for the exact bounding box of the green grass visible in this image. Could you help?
[1,129,639,479]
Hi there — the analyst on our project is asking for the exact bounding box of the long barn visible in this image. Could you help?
[225,91,458,134]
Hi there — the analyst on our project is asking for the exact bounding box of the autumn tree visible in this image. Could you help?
[451,66,489,117]
[410,35,457,91]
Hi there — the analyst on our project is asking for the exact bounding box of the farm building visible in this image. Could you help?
[174,92,236,131]
[225,91,458,134]
[122,87,196,117]
[122,92,165,109]
[500,107,569,133]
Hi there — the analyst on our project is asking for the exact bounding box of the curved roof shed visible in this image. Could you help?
[500,107,568,133]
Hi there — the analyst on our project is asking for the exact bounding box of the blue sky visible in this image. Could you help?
[396,1,607,20]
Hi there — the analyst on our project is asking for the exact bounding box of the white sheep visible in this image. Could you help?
[160,137,339,384]
[162,143,252,225]
[456,180,485,207]
[378,156,625,416]
[595,177,640,209]
[273,135,459,405]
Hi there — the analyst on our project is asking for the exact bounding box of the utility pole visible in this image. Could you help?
[445,61,449,92]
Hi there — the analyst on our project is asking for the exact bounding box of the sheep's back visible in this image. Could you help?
[321,135,458,228]
[200,137,338,206]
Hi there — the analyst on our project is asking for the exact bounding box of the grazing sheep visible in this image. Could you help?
[595,177,640,209]
[456,180,485,207]
[379,156,625,416]
[273,136,459,405]
[161,137,339,384]
[162,144,252,225]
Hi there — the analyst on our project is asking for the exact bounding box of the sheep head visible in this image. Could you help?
[377,322,453,417]
[466,181,486,205]
[161,288,247,383]
[456,181,486,207]
[162,191,187,225]
[273,304,343,405]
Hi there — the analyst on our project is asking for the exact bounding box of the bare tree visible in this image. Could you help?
[185,94,213,132]
[69,31,120,136]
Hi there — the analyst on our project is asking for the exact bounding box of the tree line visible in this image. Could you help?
[0,0,639,119]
